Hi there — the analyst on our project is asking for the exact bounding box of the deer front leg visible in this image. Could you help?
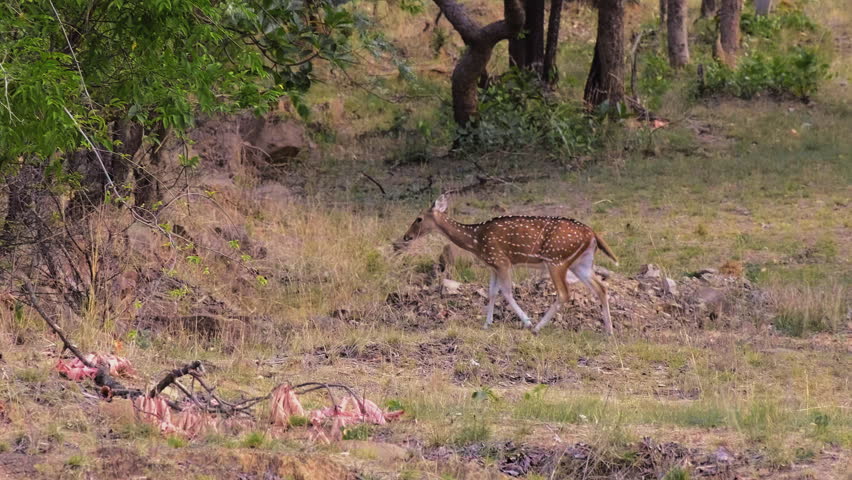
[483,270,499,328]
[495,266,532,328]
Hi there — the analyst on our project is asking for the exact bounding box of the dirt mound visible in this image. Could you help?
[382,264,766,334]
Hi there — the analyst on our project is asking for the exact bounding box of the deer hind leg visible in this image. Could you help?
[533,263,570,334]
[495,265,531,328]
[483,270,500,328]
[569,245,614,336]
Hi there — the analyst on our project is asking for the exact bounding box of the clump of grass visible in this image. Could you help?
[167,435,188,448]
[452,415,491,446]
[769,283,847,336]
[66,454,87,468]
[663,466,691,480]
[241,431,268,449]
[342,424,373,440]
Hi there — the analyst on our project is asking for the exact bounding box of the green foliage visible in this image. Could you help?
[65,454,87,468]
[457,69,598,160]
[639,53,673,110]
[0,0,358,168]
[241,431,267,448]
[342,424,373,440]
[385,399,404,412]
[288,415,308,427]
[698,48,830,100]
[741,9,816,38]
[663,467,690,480]
[471,386,499,403]
[167,435,188,448]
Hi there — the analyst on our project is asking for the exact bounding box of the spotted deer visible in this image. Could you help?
[395,194,619,335]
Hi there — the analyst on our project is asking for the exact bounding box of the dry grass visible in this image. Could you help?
[1,0,851,478]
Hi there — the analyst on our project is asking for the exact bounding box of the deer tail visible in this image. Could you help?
[595,233,619,266]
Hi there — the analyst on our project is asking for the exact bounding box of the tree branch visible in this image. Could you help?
[432,0,483,44]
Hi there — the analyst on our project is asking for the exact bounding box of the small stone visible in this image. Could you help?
[638,264,662,279]
[441,278,462,295]
[714,446,735,463]
[661,277,678,296]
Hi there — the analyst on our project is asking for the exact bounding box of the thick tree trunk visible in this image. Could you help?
[718,0,741,66]
[543,0,564,85]
[452,47,497,125]
[526,0,545,74]
[435,0,525,126]
[700,0,717,18]
[666,0,690,68]
[584,0,625,107]
[509,0,545,74]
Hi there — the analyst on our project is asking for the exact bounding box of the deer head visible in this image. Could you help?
[393,194,449,251]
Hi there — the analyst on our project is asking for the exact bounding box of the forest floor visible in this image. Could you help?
[1,0,850,479]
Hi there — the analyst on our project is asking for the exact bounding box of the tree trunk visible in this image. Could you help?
[65,119,142,218]
[700,0,717,18]
[659,0,667,24]
[666,0,690,68]
[754,0,772,15]
[452,46,497,125]
[509,0,545,75]
[435,0,525,126]
[526,0,545,74]
[0,164,42,256]
[584,0,625,108]
[718,0,741,66]
[543,0,564,85]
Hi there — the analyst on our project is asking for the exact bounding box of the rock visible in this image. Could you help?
[253,182,292,205]
[442,278,462,295]
[696,287,724,305]
[594,265,614,280]
[660,277,678,296]
[696,268,718,278]
[240,112,309,164]
[713,446,735,463]
[638,264,662,279]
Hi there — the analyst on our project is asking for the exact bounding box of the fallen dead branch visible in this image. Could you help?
[20,283,403,441]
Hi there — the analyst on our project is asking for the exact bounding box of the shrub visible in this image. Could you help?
[639,52,673,110]
[697,47,830,101]
[457,69,598,160]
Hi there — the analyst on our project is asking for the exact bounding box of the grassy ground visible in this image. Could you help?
[1,0,850,478]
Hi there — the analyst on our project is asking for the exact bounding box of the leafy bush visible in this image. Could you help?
[697,47,830,100]
[457,69,598,160]
[741,9,816,37]
[639,52,674,110]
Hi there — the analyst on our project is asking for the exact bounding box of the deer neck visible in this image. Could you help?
[434,213,479,253]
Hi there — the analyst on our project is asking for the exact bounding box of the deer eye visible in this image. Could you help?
[415,218,422,223]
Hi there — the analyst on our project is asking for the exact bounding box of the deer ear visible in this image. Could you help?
[433,194,449,213]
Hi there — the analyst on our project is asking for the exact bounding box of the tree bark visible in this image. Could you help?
[65,119,142,218]
[543,0,564,85]
[659,0,667,25]
[718,0,741,66]
[666,0,690,68]
[584,0,625,108]
[434,0,525,126]
[0,164,42,256]
[699,0,717,18]
[754,0,772,15]
[509,0,545,75]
